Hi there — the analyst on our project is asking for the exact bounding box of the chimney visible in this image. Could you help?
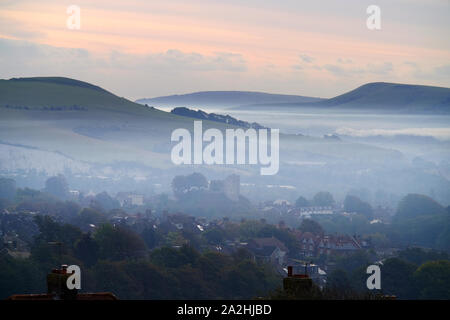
[47,265,78,300]
[287,266,293,277]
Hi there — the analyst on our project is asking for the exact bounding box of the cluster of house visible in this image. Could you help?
[0,232,30,258]
[70,174,241,210]
[141,212,372,288]
[116,192,145,207]
[259,198,394,225]
[1,198,372,290]
[0,209,37,258]
[292,231,371,258]
[259,200,337,220]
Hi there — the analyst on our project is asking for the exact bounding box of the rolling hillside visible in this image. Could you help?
[320,82,450,112]
[232,82,450,113]
[0,77,200,168]
[0,77,403,176]
[136,91,324,109]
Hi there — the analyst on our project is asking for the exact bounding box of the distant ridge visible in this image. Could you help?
[9,77,110,94]
[321,82,450,111]
[136,91,324,108]
[232,82,450,113]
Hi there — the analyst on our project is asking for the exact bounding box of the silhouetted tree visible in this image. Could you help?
[295,196,309,208]
[344,195,373,219]
[91,191,120,211]
[395,194,446,222]
[414,260,450,299]
[171,172,208,198]
[380,258,417,299]
[312,191,334,206]
[298,219,324,235]
[74,233,99,267]
[95,224,147,261]
[44,174,69,200]
[0,178,16,200]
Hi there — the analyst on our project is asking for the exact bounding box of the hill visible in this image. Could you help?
[136,91,323,109]
[0,77,404,181]
[320,82,450,112]
[232,82,450,113]
[0,77,202,168]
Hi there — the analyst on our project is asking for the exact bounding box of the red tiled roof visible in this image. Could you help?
[249,237,288,252]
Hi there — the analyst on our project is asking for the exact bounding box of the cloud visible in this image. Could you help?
[323,62,393,77]
[0,38,93,71]
[0,38,247,73]
[433,65,450,78]
[337,58,352,64]
[292,54,319,71]
[0,37,248,98]
[299,54,313,63]
[0,15,44,39]
[108,49,247,73]
[323,64,364,77]
[403,61,450,82]
[366,62,393,75]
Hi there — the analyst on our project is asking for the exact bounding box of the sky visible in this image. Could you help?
[0,0,449,100]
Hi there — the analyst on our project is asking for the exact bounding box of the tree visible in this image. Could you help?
[380,258,417,299]
[71,208,107,231]
[344,195,373,219]
[326,269,352,292]
[91,191,120,211]
[257,224,299,252]
[395,194,446,222]
[398,247,449,266]
[232,248,254,263]
[44,174,69,200]
[0,255,44,299]
[171,172,208,198]
[203,227,226,245]
[74,233,99,267]
[188,172,208,189]
[141,225,163,249]
[94,224,147,261]
[298,219,324,235]
[33,215,82,249]
[172,175,188,198]
[31,215,83,267]
[150,244,199,269]
[56,201,81,222]
[335,251,371,275]
[0,178,16,200]
[414,260,450,300]
[295,196,309,208]
[312,191,334,207]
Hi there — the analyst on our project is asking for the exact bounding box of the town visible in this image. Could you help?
[1,172,448,299]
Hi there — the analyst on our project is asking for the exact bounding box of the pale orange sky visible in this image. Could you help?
[0,0,449,99]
